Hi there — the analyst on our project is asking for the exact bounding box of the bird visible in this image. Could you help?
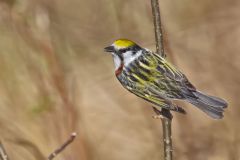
[104,39,228,119]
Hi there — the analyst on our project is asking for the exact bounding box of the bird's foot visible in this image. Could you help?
[152,107,173,120]
[152,114,164,119]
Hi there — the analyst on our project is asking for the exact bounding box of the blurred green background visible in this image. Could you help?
[0,0,239,159]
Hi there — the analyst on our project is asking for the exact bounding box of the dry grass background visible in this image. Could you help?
[0,0,240,160]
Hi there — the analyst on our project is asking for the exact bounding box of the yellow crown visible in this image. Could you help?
[114,39,136,48]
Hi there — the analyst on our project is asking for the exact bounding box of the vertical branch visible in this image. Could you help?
[151,0,165,57]
[161,115,172,160]
[153,108,173,160]
[0,142,9,160]
[151,0,173,160]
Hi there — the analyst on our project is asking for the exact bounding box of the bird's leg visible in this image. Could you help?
[152,107,173,120]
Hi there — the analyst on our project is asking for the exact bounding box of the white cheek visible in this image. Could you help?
[123,51,142,66]
[113,54,121,70]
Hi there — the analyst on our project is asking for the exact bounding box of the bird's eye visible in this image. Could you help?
[119,48,130,53]
[132,51,136,55]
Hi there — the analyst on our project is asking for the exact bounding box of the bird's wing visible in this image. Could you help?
[118,69,173,110]
[152,52,196,91]
[131,51,196,99]
[118,73,185,113]
[123,80,182,112]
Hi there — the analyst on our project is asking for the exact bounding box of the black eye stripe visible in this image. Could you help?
[119,48,131,53]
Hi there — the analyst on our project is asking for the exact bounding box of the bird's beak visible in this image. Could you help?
[104,46,114,52]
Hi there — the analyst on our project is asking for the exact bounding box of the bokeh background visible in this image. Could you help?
[0,0,239,160]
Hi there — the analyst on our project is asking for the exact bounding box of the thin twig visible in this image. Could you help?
[0,142,9,160]
[151,0,165,57]
[48,132,77,160]
[153,108,173,160]
[151,0,173,160]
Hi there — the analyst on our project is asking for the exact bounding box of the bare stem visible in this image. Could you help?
[153,108,173,160]
[151,0,165,57]
[48,132,77,160]
[151,0,173,160]
[0,142,9,160]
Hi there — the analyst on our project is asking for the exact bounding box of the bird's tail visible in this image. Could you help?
[186,91,228,119]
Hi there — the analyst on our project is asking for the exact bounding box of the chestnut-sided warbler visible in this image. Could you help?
[104,39,228,119]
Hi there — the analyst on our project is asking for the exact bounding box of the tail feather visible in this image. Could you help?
[193,91,228,108]
[188,99,224,119]
[187,91,228,119]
